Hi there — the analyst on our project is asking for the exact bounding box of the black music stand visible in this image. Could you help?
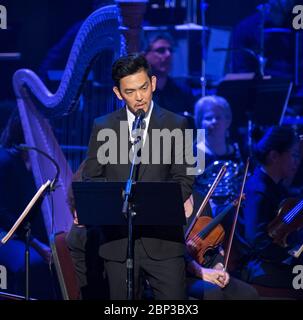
[72,181,186,300]
[0,180,52,301]
[72,181,186,227]
[217,77,292,155]
[218,78,292,130]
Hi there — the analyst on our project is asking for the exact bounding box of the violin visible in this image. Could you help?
[186,198,241,265]
[186,158,250,269]
[268,198,303,248]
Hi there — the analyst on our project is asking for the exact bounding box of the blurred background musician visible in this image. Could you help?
[193,95,244,229]
[144,32,196,119]
[235,126,303,290]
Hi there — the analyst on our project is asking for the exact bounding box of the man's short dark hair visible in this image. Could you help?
[111,53,152,88]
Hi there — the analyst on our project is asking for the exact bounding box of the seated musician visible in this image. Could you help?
[235,126,303,290]
[185,203,259,300]
[185,96,258,299]
[194,95,242,168]
[193,95,244,255]
[194,95,243,214]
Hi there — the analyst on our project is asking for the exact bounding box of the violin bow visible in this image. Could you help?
[223,158,250,271]
[185,163,227,240]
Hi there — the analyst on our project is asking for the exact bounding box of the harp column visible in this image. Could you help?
[116,0,148,54]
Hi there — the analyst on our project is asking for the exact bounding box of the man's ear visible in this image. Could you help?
[151,76,157,93]
[113,86,123,100]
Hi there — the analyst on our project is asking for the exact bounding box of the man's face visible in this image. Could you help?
[145,39,172,76]
[113,69,156,114]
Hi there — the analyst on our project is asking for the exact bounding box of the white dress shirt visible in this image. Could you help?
[126,101,154,147]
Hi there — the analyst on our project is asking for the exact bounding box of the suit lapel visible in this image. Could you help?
[115,105,166,181]
[115,107,132,178]
[138,105,165,180]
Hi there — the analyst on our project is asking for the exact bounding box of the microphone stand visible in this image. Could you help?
[200,0,209,97]
[3,145,60,300]
[24,222,31,300]
[257,3,268,79]
[122,112,145,300]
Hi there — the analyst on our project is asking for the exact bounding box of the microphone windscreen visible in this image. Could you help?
[135,109,145,119]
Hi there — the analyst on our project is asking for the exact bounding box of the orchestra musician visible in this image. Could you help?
[183,97,259,299]
[194,95,241,168]
[194,95,243,204]
[185,186,259,299]
[144,32,195,117]
[193,95,244,242]
[235,126,303,290]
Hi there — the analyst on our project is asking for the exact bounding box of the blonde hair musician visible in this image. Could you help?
[194,95,243,208]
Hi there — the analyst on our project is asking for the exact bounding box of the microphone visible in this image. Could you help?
[131,109,146,144]
[132,109,146,132]
[14,144,60,191]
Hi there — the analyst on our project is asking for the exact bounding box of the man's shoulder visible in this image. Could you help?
[156,105,188,126]
[93,108,125,127]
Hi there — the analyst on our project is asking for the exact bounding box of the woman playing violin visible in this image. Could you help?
[185,96,258,299]
[235,126,303,290]
[185,202,259,300]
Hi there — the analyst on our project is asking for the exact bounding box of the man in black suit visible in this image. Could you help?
[82,53,194,299]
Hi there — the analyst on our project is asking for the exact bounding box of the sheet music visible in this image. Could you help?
[0,180,51,245]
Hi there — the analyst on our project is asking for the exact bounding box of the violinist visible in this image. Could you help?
[235,126,303,289]
[194,95,244,251]
[185,202,259,300]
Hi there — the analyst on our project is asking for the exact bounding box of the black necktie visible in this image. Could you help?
[132,119,146,131]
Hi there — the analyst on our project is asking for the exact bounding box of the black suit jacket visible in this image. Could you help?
[82,104,194,261]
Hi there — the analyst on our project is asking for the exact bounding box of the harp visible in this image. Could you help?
[12,5,121,236]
